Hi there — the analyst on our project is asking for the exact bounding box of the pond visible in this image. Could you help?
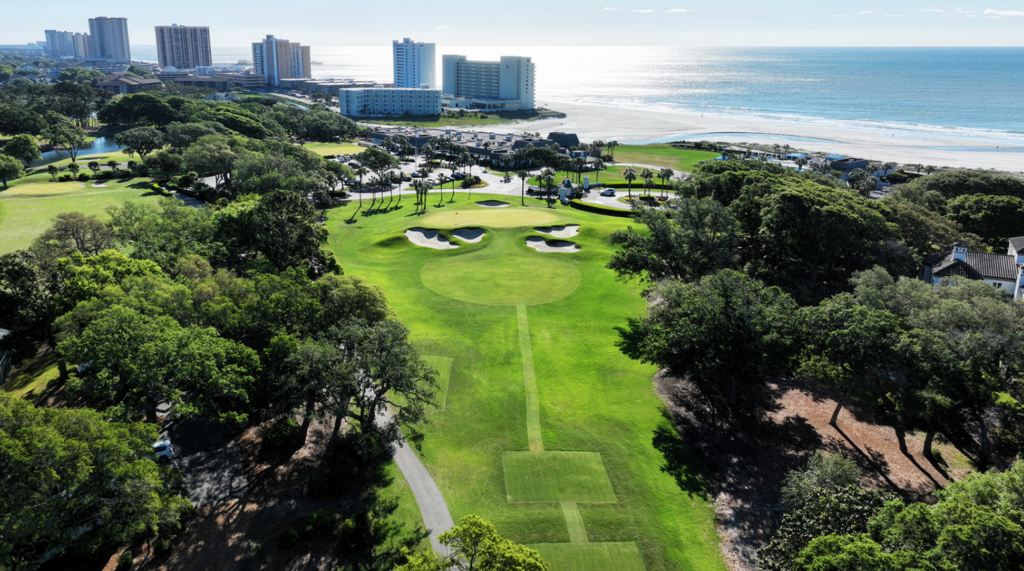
[30,136,126,167]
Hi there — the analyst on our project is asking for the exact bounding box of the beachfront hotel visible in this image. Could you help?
[154,25,212,69]
[441,55,535,110]
[88,17,131,63]
[393,38,436,89]
[252,35,311,86]
[339,88,442,117]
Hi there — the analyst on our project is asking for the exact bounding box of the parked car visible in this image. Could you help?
[600,189,616,197]
[348,161,360,168]
[410,172,421,178]
[151,439,173,464]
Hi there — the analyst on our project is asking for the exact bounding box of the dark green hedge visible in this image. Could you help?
[569,200,635,218]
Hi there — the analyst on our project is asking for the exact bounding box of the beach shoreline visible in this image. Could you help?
[469,101,1024,173]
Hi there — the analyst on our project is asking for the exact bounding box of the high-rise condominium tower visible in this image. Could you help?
[441,55,535,110]
[44,30,76,58]
[393,38,435,89]
[72,33,91,60]
[88,17,131,62]
[155,24,212,69]
[252,35,310,85]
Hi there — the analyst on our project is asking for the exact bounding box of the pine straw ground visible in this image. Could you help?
[653,373,984,571]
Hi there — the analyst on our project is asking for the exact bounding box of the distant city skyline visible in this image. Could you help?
[6,2,1024,47]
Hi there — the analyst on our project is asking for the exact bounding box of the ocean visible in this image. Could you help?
[130,45,1024,146]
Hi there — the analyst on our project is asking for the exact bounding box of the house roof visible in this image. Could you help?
[1010,236,1024,253]
[930,251,1020,281]
[97,72,162,87]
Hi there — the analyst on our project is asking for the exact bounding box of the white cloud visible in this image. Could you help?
[436,26,452,29]
[885,13,907,17]
[630,9,655,13]
[665,8,695,12]
[602,7,620,11]
[920,8,947,12]
[955,7,977,13]
[858,10,875,14]
[985,9,1024,16]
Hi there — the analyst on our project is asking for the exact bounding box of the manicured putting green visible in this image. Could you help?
[528,543,646,571]
[421,254,580,306]
[421,208,558,228]
[502,451,617,504]
[421,355,454,409]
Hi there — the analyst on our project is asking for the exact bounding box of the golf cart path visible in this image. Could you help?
[379,408,454,555]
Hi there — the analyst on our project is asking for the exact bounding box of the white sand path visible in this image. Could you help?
[405,228,459,250]
[535,224,581,238]
[526,236,581,253]
[452,227,485,242]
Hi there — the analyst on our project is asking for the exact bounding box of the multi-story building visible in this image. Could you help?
[72,33,90,60]
[340,88,441,116]
[154,24,212,69]
[441,55,535,110]
[44,30,76,58]
[252,35,310,86]
[88,17,131,62]
[393,38,435,89]
[289,43,311,79]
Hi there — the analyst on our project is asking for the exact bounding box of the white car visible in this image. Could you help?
[152,440,173,463]
[600,189,616,197]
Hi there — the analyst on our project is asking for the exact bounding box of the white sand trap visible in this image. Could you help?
[535,224,581,238]
[405,228,459,250]
[452,227,485,243]
[526,236,581,253]
[476,200,509,208]
[91,184,108,187]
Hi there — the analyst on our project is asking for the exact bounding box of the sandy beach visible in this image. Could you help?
[468,101,1024,173]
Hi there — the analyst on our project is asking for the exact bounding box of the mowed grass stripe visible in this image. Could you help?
[561,502,588,544]
[517,304,543,452]
[529,542,647,571]
[502,451,616,504]
[421,355,454,409]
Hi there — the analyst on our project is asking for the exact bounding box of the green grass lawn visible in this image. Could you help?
[0,173,164,254]
[324,196,723,571]
[302,142,366,156]
[611,145,719,172]
[2,346,60,401]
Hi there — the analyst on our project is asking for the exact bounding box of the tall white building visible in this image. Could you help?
[441,55,535,110]
[393,38,435,89]
[340,88,441,116]
[88,17,131,62]
[252,35,310,86]
[44,30,76,58]
[155,24,212,69]
[72,33,90,60]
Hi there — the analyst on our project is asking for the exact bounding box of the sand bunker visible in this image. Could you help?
[535,224,581,238]
[452,227,485,243]
[91,184,108,188]
[526,236,581,253]
[405,228,459,250]
[476,200,510,208]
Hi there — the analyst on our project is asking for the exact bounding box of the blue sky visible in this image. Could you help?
[5,1,1024,46]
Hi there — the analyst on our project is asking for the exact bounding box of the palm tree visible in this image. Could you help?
[572,157,586,183]
[623,166,637,200]
[925,165,936,175]
[795,158,808,171]
[517,170,529,205]
[593,159,605,182]
[640,168,653,198]
[542,173,555,206]
[592,139,605,158]
[658,168,674,198]
[607,140,618,161]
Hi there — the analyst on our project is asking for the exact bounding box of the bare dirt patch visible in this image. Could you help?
[654,373,976,571]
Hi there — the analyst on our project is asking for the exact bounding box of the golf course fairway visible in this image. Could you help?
[327,194,723,571]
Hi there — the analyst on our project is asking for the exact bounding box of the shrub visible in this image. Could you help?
[115,551,133,571]
[278,529,299,549]
[77,173,91,182]
[261,418,301,453]
[197,185,218,203]
[302,511,336,538]
[781,451,861,509]
[59,173,73,182]
[96,171,113,180]
[154,539,173,558]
